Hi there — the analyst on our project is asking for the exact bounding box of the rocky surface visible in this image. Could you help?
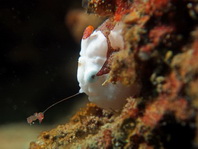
[29,0,198,148]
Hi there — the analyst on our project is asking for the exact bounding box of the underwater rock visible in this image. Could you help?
[29,0,198,148]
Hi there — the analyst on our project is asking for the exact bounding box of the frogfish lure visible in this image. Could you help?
[27,93,80,125]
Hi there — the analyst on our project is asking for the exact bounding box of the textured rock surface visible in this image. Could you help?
[29,0,198,148]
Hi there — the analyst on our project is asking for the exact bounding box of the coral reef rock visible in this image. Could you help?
[30,0,198,148]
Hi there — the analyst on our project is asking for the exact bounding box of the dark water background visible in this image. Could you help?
[0,0,83,124]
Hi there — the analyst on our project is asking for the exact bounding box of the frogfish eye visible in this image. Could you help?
[86,72,97,83]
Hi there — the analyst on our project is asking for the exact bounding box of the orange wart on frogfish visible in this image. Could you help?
[82,25,94,39]
[27,18,140,125]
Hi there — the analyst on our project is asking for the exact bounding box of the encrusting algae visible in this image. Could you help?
[30,0,198,148]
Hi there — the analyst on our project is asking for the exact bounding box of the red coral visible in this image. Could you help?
[140,44,154,53]
[145,0,171,16]
[170,98,189,120]
[141,96,190,128]
[141,98,169,127]
[139,25,174,55]
[122,98,139,119]
[149,26,174,46]
[150,0,170,10]
[193,40,198,55]
[114,0,131,21]
[103,129,113,148]
[162,72,183,98]
[191,40,198,65]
